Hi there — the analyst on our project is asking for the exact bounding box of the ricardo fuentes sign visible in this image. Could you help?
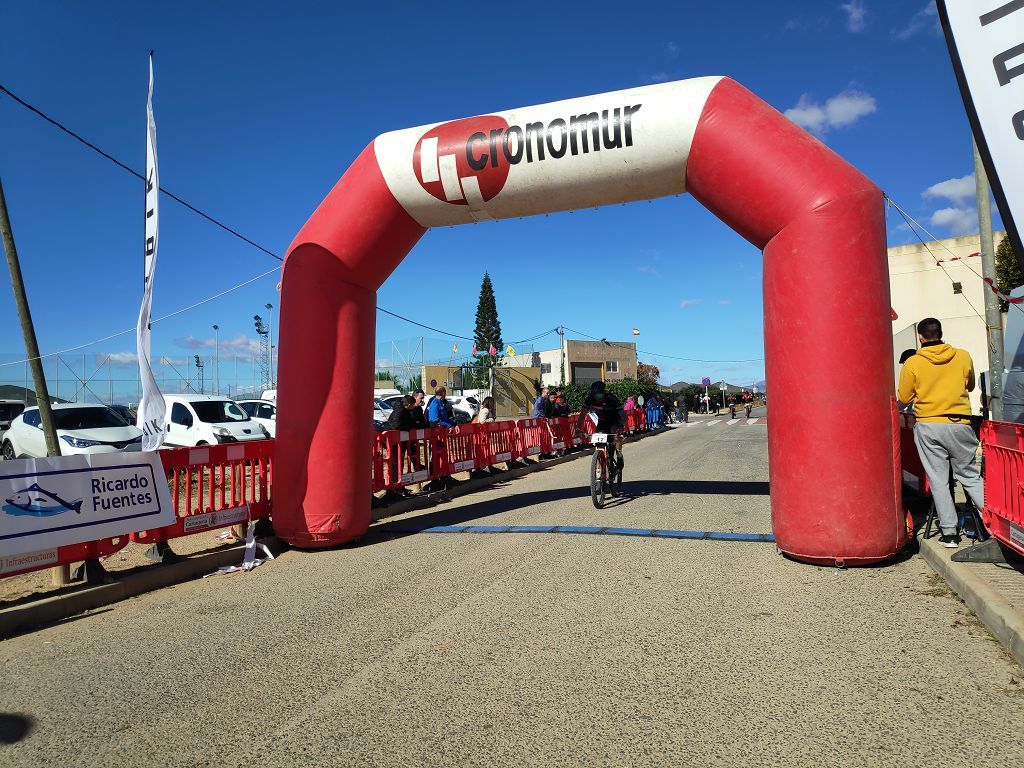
[0,452,175,561]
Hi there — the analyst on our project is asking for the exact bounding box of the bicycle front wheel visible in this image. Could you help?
[590,449,606,509]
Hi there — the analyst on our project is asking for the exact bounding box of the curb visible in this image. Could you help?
[0,536,287,639]
[919,534,1024,667]
[371,426,671,524]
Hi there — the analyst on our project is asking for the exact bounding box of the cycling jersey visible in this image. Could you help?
[583,392,623,432]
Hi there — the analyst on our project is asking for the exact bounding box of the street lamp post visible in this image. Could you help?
[213,324,220,396]
[265,303,274,386]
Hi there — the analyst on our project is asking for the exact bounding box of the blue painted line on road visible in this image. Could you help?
[382,523,774,543]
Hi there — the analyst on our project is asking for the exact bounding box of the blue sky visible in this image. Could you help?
[0,1,997,399]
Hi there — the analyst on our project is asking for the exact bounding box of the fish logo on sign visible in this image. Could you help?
[413,116,512,209]
[4,483,84,518]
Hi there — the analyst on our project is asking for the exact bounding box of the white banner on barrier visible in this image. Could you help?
[0,452,175,558]
[375,77,722,227]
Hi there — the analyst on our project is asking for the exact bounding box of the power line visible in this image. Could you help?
[0,81,284,263]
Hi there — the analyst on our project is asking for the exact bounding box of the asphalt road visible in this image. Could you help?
[2,418,1023,767]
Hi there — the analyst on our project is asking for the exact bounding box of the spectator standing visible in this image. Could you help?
[410,389,428,428]
[533,387,550,418]
[427,386,455,428]
[385,395,416,431]
[897,349,917,414]
[897,317,983,547]
[553,389,569,417]
[623,395,637,411]
[475,396,496,423]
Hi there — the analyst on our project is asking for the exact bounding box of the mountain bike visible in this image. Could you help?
[588,431,623,508]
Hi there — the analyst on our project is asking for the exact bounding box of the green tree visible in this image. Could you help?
[636,361,660,386]
[473,273,503,352]
[996,235,1023,312]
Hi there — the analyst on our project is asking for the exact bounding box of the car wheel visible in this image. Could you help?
[1,441,15,461]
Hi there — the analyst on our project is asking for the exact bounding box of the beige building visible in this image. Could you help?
[889,230,1007,413]
[503,339,638,388]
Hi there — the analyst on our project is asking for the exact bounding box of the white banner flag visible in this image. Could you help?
[136,53,166,450]
[938,0,1024,264]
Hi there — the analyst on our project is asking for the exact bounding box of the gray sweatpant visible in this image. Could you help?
[913,422,984,535]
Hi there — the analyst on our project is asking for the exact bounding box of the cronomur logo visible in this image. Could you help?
[412,104,643,207]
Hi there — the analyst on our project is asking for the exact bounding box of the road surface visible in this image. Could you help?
[2,416,1022,767]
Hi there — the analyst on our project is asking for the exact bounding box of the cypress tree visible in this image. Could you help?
[473,272,503,351]
[996,236,1023,312]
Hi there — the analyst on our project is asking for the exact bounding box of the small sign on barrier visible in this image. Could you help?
[0,453,176,558]
[400,469,430,484]
[182,505,250,534]
[452,460,475,472]
[495,452,512,463]
[0,547,59,575]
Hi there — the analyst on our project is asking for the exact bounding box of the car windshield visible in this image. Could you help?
[0,403,25,421]
[191,400,249,423]
[374,399,389,411]
[53,407,130,430]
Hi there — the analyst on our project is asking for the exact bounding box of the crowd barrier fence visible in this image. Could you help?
[898,413,929,495]
[4,410,668,581]
[979,420,1024,558]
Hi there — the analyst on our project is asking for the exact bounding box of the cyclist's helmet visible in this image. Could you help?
[590,381,606,399]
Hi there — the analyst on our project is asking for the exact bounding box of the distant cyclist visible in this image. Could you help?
[742,391,753,418]
[577,381,625,473]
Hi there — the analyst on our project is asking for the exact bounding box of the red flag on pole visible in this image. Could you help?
[489,344,497,356]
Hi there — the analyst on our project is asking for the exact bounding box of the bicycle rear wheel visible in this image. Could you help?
[590,449,606,508]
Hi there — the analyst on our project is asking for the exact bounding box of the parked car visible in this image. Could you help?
[237,399,276,438]
[2,403,142,459]
[108,404,136,425]
[0,399,26,445]
[373,397,392,430]
[379,394,404,413]
[162,394,269,447]
[261,389,277,402]
[424,395,478,423]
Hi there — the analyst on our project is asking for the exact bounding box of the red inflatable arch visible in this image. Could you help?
[276,77,906,565]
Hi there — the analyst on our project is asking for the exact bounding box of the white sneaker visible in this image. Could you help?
[939,533,960,548]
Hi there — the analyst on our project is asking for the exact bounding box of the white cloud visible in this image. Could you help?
[649,72,669,83]
[894,3,939,39]
[719,300,731,305]
[930,207,978,235]
[636,265,662,277]
[101,352,138,365]
[176,333,262,355]
[679,299,702,309]
[923,174,975,205]
[782,17,805,32]
[840,0,867,32]
[785,89,877,133]
[665,41,679,58]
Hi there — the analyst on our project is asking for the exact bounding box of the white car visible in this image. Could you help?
[237,399,276,438]
[2,403,143,459]
[162,394,269,447]
[0,399,26,445]
[423,395,478,424]
[373,397,392,427]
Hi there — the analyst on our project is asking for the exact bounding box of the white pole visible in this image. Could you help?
[974,137,1004,420]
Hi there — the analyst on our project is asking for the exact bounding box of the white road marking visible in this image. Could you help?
[706,420,722,426]
[727,419,740,425]
[747,418,759,425]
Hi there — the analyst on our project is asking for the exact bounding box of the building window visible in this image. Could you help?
[606,361,619,373]
[540,363,552,374]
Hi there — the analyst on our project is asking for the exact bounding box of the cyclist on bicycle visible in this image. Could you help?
[577,381,625,473]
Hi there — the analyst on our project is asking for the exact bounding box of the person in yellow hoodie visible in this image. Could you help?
[897,317,984,547]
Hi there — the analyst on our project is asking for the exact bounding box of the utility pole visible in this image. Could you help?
[213,324,220,396]
[265,303,274,386]
[0,172,67,585]
[974,138,1004,420]
[558,324,566,385]
[195,355,205,395]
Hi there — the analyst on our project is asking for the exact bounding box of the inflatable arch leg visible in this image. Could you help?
[275,77,906,565]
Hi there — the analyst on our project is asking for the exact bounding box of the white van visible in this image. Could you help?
[373,387,401,399]
[260,389,277,402]
[161,394,269,447]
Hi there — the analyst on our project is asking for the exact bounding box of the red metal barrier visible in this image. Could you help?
[516,418,546,458]
[1,536,129,580]
[440,424,479,474]
[898,413,929,495]
[981,420,1024,557]
[545,417,570,453]
[477,421,519,465]
[131,441,274,545]
[378,429,432,490]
